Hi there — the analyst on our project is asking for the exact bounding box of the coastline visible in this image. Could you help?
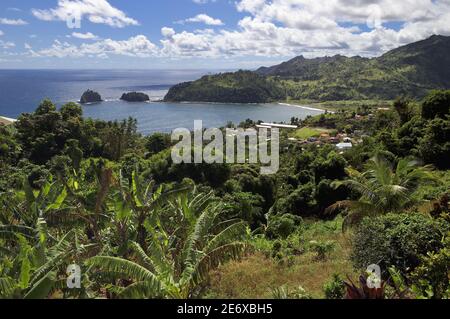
[161,100,329,112]
[277,102,331,113]
[0,116,17,125]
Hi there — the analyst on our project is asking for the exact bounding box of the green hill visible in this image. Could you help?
[164,70,285,103]
[164,35,450,103]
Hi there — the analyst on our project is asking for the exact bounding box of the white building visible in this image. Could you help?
[336,142,353,150]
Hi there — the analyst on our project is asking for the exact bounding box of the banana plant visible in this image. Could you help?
[59,168,115,243]
[115,169,192,250]
[0,176,68,227]
[0,218,94,299]
[87,192,247,299]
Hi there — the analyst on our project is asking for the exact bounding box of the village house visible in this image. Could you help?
[336,142,353,151]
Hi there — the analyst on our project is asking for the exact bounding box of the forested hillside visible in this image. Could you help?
[164,35,450,103]
[164,70,285,103]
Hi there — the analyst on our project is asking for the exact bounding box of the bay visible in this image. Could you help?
[0,69,324,134]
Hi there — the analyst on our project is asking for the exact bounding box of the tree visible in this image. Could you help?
[64,139,83,171]
[315,179,348,213]
[396,116,426,157]
[421,90,450,120]
[313,151,348,181]
[60,102,82,120]
[145,133,171,156]
[15,100,63,164]
[0,125,20,166]
[329,155,436,228]
[35,99,56,115]
[276,182,316,216]
[418,118,450,169]
[373,110,399,131]
[393,97,414,125]
[224,192,264,228]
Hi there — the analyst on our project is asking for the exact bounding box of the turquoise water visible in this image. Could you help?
[0,69,323,134]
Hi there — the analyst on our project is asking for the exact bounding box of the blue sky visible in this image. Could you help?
[1,0,449,69]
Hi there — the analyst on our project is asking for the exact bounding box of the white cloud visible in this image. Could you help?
[161,27,176,38]
[31,35,157,58]
[0,18,28,25]
[0,40,15,49]
[32,0,138,28]
[26,0,450,63]
[184,14,224,26]
[71,32,98,40]
[159,0,450,59]
[236,0,439,26]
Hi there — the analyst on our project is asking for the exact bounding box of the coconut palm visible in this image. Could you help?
[328,155,436,228]
[87,192,247,299]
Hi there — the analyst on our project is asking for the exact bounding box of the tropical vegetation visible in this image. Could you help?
[0,88,449,299]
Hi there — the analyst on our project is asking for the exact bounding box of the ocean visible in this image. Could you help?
[0,69,324,134]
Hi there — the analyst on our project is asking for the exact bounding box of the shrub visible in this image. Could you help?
[269,235,304,265]
[410,233,450,299]
[352,213,449,278]
[323,274,346,299]
[275,183,316,216]
[266,214,302,239]
[309,240,336,261]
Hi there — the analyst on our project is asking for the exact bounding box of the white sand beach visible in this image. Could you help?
[278,102,333,113]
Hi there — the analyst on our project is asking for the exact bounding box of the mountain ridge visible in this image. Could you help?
[164,35,450,103]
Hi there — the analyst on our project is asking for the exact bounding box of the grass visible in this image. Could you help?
[206,217,358,299]
[290,127,333,140]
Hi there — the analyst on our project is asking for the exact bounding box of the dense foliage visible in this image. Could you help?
[164,70,285,103]
[352,213,449,278]
[0,88,449,299]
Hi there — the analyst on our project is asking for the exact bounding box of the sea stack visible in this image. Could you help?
[120,92,150,102]
[80,90,102,104]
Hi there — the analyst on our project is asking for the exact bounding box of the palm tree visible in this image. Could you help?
[328,155,436,228]
[87,192,247,299]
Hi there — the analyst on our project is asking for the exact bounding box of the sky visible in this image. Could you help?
[0,0,450,69]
